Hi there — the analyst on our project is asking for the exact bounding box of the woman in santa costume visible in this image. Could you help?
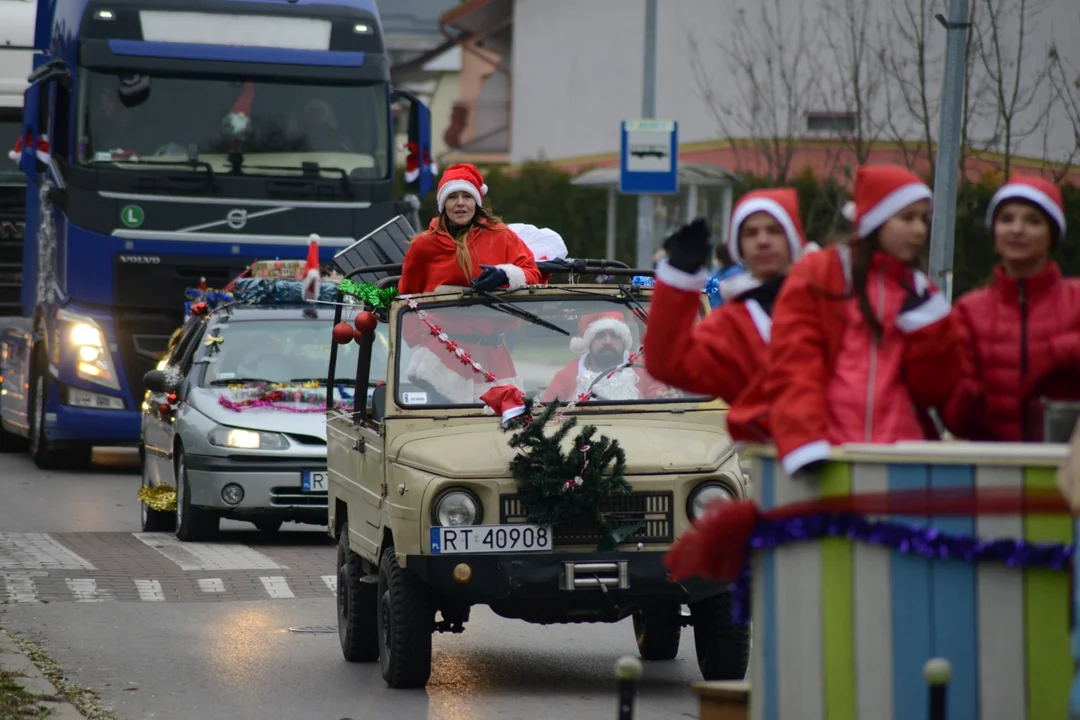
[644,188,817,405]
[729,166,964,476]
[942,175,1080,441]
[398,164,543,404]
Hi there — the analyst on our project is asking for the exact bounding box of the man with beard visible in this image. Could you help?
[542,311,670,402]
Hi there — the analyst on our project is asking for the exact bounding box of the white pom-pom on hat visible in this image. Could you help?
[480,183,488,195]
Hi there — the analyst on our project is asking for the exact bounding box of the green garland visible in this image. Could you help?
[339,279,398,308]
[502,399,636,549]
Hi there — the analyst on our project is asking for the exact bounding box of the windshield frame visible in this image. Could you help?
[73,66,392,181]
[387,289,713,414]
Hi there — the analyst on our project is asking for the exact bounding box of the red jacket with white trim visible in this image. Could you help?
[727,245,963,474]
[942,261,1080,441]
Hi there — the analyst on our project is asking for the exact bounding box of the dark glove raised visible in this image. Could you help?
[662,217,713,274]
[471,265,510,292]
[900,288,933,314]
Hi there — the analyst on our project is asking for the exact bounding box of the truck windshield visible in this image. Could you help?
[0,112,21,181]
[75,70,390,179]
[393,296,710,408]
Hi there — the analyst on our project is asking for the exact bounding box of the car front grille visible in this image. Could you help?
[269,486,328,508]
[499,491,674,546]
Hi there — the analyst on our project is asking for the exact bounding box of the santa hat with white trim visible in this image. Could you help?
[726,188,809,265]
[985,174,1066,240]
[300,235,320,301]
[852,165,933,240]
[436,163,488,214]
[479,384,527,427]
[569,311,634,355]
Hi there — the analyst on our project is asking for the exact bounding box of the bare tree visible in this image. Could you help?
[687,0,820,183]
[1044,43,1080,181]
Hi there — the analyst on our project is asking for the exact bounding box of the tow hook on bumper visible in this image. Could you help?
[558,560,630,591]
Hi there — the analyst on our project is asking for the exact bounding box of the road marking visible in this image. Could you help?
[259,576,295,599]
[322,575,337,594]
[134,579,165,602]
[65,578,114,602]
[0,534,96,570]
[132,533,287,571]
[198,578,225,593]
[2,572,42,603]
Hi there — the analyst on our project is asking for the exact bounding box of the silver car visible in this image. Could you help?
[139,303,385,541]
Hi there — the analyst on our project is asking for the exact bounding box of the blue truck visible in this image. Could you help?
[0,0,434,468]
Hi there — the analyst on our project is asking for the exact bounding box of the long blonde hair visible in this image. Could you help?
[436,205,504,280]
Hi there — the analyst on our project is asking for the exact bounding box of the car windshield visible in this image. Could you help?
[393,296,709,408]
[75,69,390,179]
[199,317,390,392]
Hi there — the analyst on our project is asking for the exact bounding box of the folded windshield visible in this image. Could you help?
[76,70,390,180]
[393,297,708,408]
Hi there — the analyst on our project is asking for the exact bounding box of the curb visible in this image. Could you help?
[0,628,87,719]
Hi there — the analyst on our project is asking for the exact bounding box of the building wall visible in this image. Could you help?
[509,0,1080,172]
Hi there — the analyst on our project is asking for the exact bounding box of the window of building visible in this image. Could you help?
[806,111,856,135]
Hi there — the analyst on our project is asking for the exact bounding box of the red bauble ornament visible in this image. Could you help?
[332,322,354,344]
[353,311,377,334]
[158,403,170,416]
[167,393,178,404]
[190,302,208,316]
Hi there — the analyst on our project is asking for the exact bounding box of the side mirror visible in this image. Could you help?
[143,369,172,394]
[118,75,151,108]
[392,88,434,197]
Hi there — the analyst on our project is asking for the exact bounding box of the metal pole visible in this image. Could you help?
[635,0,658,269]
[606,186,617,261]
[928,0,970,302]
[923,658,952,720]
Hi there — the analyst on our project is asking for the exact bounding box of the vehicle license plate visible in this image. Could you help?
[429,524,552,554]
[301,471,328,492]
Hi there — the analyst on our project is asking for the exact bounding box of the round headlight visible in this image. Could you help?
[432,489,482,527]
[687,482,736,520]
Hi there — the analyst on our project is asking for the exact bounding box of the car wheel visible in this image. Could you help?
[253,519,284,534]
[174,449,219,542]
[377,546,434,688]
[633,603,682,661]
[29,366,91,470]
[690,591,750,681]
[141,458,176,532]
[337,521,379,662]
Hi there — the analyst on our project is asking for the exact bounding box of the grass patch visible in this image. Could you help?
[4,631,124,720]
[0,669,51,719]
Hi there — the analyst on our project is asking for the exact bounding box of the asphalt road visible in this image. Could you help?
[0,449,708,720]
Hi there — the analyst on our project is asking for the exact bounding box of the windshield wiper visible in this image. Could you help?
[209,377,275,385]
[243,161,353,197]
[289,377,356,386]
[92,157,217,192]
[617,283,649,324]
[475,290,570,336]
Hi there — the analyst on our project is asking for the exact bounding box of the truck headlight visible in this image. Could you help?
[208,426,289,450]
[687,481,737,520]
[431,488,482,527]
[57,309,121,391]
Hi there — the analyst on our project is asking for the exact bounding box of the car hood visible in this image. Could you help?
[188,388,326,440]
[390,421,734,478]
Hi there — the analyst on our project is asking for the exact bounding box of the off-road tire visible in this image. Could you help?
[253,519,284,534]
[690,591,750,680]
[174,449,219,542]
[377,546,434,688]
[633,603,683,661]
[141,457,176,532]
[337,521,379,662]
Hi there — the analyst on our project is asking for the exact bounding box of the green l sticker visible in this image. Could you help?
[121,205,144,228]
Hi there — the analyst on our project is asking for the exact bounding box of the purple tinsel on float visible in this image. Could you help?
[727,512,1075,626]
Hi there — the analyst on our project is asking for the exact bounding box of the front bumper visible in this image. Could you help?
[184,454,328,522]
[48,403,141,445]
[405,550,727,605]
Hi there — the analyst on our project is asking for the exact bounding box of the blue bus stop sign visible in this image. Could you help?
[619,120,678,195]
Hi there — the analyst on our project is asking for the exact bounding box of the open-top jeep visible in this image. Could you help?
[324,218,749,688]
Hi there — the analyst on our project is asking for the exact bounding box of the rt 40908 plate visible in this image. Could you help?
[429,524,552,554]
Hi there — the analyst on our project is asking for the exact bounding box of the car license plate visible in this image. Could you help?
[301,471,327,492]
[429,524,552,554]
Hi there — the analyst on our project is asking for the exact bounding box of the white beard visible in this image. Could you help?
[575,357,641,401]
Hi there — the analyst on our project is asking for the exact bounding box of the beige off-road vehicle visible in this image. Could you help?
[323,223,749,689]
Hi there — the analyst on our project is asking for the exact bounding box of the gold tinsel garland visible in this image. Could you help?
[138,483,177,512]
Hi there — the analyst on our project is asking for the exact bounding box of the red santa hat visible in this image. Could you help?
[222,81,255,138]
[403,142,438,185]
[569,311,634,355]
[301,235,320,301]
[985,174,1066,239]
[437,163,488,214]
[479,384,527,427]
[852,165,933,240]
[726,188,809,265]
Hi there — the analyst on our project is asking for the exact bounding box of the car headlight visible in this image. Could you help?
[431,488,483,527]
[208,426,289,450]
[57,309,121,391]
[687,481,737,520]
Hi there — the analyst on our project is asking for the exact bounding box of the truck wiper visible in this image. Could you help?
[289,377,356,386]
[242,162,353,197]
[476,290,570,336]
[209,377,275,385]
[92,158,218,192]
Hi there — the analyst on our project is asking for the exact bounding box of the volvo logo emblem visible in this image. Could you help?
[226,209,248,229]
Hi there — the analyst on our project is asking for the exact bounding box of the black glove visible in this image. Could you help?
[662,217,713,274]
[900,283,933,314]
[471,265,510,292]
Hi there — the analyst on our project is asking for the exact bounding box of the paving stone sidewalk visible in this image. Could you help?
[0,628,86,719]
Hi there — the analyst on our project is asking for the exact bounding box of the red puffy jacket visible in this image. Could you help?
[942,262,1080,441]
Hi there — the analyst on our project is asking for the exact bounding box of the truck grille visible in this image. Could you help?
[499,491,674,546]
[269,486,328,507]
[112,310,176,400]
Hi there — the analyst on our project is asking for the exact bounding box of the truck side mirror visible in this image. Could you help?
[392,88,434,198]
[143,369,172,394]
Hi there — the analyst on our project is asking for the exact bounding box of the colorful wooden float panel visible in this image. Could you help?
[746,442,1073,720]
